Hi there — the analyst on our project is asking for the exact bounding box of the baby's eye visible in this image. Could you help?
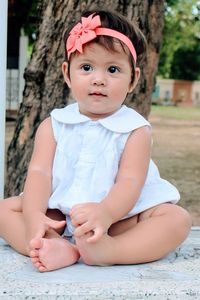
[81,64,93,72]
[108,66,120,74]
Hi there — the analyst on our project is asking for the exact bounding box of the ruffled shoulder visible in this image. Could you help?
[50,103,151,133]
[99,105,151,133]
[50,103,89,124]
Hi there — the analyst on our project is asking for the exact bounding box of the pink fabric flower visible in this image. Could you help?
[67,14,101,57]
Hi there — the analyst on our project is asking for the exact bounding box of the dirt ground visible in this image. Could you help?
[5,111,200,225]
[149,113,200,226]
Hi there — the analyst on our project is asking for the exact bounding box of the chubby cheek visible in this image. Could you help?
[71,81,86,98]
[112,86,129,102]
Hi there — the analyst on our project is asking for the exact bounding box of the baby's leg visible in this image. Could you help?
[0,196,79,271]
[0,197,65,255]
[76,204,191,265]
[0,196,28,255]
[30,231,80,272]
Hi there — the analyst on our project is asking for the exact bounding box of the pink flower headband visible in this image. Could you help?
[66,14,137,63]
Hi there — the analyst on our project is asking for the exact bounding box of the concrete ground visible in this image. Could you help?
[0,227,200,300]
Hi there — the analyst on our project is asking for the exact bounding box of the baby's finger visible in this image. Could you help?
[33,227,46,239]
[87,227,104,243]
[71,213,86,227]
[48,220,66,229]
[74,222,92,237]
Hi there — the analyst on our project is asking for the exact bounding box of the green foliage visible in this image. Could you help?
[10,0,42,44]
[170,43,200,80]
[22,0,42,44]
[158,0,200,80]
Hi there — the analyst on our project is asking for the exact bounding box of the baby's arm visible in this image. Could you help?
[22,118,65,244]
[101,125,152,222]
[71,126,151,242]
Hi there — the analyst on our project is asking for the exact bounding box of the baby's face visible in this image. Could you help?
[63,42,140,119]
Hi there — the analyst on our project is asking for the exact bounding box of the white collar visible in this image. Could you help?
[51,103,150,133]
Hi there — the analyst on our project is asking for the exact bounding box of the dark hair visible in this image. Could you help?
[63,10,147,80]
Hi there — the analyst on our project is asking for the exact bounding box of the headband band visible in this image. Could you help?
[66,14,137,63]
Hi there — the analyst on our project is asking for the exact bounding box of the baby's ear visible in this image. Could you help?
[62,62,71,87]
[128,67,140,93]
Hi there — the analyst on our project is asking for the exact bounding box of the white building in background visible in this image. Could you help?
[152,78,200,107]
[6,33,28,114]
[6,69,19,110]
[192,81,200,107]
[154,79,174,105]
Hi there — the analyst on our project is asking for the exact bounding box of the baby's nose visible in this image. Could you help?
[91,72,106,85]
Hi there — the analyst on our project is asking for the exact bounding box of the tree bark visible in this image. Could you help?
[6,0,164,196]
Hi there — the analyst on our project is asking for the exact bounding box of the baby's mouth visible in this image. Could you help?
[89,92,107,97]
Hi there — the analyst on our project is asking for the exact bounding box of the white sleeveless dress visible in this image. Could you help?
[48,103,180,237]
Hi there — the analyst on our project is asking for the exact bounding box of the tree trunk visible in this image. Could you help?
[6,0,164,196]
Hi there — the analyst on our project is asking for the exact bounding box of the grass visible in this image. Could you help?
[150,105,200,121]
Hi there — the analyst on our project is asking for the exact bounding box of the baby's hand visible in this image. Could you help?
[70,202,113,243]
[25,212,66,244]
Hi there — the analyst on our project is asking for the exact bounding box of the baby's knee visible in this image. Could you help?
[0,199,7,212]
[167,205,192,238]
[0,200,8,223]
[0,196,22,215]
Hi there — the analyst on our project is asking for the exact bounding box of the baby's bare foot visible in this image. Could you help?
[75,232,115,266]
[29,237,80,272]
